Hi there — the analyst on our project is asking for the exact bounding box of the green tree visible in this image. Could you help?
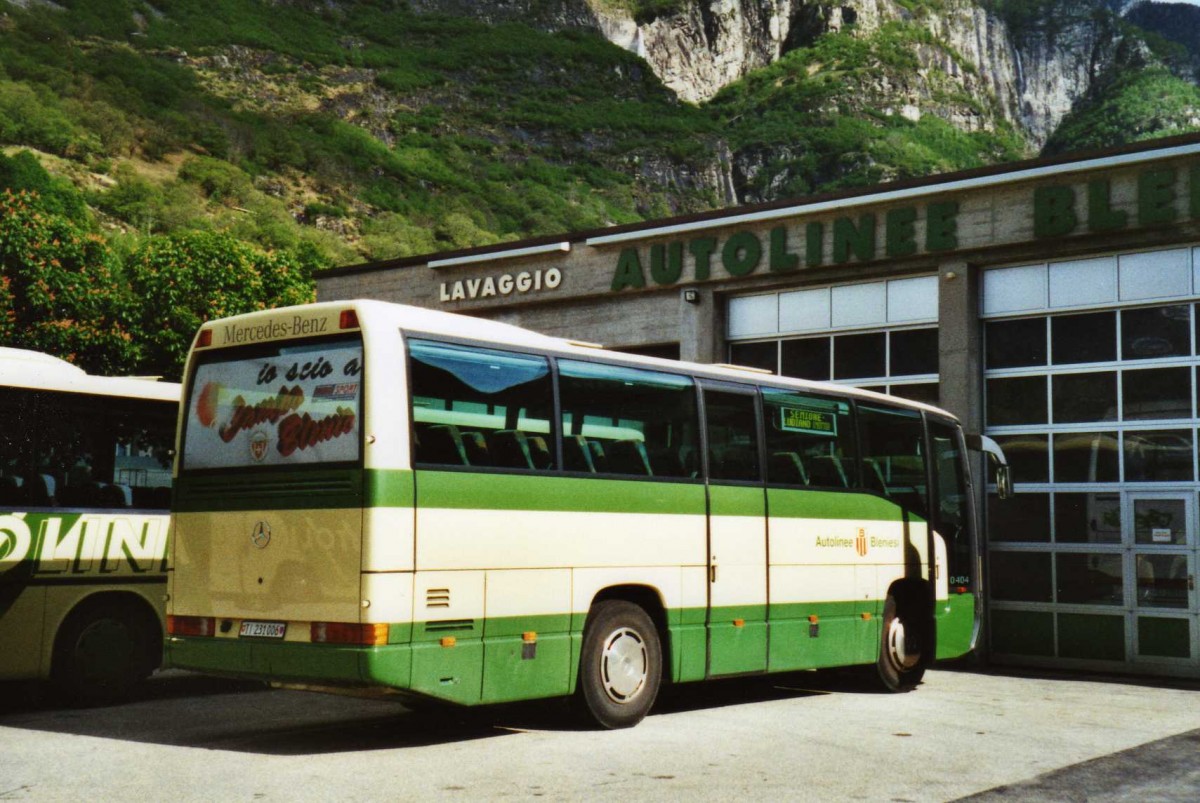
[127,230,313,379]
[0,190,138,373]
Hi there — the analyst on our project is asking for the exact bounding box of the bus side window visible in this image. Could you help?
[704,389,760,483]
[408,340,556,472]
[858,404,928,518]
[762,390,855,489]
[558,360,698,480]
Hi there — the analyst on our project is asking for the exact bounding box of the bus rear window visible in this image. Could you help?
[183,338,363,470]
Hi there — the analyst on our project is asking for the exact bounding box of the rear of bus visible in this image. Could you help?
[165,302,413,691]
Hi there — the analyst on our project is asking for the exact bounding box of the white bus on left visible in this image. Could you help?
[0,348,179,705]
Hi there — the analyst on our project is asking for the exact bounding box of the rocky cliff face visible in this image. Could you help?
[407,0,1184,152]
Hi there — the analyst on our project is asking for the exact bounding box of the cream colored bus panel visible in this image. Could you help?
[484,569,571,621]
[415,508,705,571]
[571,566,686,615]
[361,572,414,623]
[362,507,414,572]
[172,509,362,623]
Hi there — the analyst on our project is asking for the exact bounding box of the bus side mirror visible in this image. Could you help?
[994,463,1013,500]
[967,433,1013,500]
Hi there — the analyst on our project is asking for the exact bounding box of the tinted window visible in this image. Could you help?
[1054,492,1121,544]
[1052,372,1116,423]
[1124,430,1194,482]
[780,337,830,381]
[988,492,1050,543]
[1122,305,1190,361]
[930,420,970,588]
[1052,312,1115,365]
[1053,431,1119,483]
[762,390,856,488]
[558,360,698,479]
[833,332,886,379]
[705,390,760,482]
[992,434,1049,483]
[985,318,1046,369]
[729,341,777,374]
[2,388,175,509]
[410,340,555,471]
[986,376,1047,426]
[858,404,927,518]
[890,328,938,376]
[1123,367,1191,420]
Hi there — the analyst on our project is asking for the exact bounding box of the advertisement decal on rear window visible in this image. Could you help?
[184,340,363,469]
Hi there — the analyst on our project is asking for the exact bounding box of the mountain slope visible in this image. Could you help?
[0,0,1197,268]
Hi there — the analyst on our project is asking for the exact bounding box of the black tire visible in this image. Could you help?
[876,593,927,692]
[576,600,662,729]
[51,599,159,707]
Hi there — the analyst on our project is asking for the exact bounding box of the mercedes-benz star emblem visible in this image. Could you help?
[251,521,271,549]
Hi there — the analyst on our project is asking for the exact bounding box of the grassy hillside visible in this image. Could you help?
[0,0,721,267]
[4,0,1187,271]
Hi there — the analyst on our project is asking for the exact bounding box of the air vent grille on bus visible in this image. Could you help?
[174,470,362,511]
[425,619,474,632]
[426,588,451,608]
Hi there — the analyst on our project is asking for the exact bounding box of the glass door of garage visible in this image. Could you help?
[1126,493,1197,667]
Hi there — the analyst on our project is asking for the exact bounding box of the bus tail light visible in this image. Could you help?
[311,622,389,646]
[339,310,360,330]
[196,329,212,348]
[168,615,215,637]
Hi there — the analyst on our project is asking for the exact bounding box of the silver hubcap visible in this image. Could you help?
[886,617,920,671]
[600,627,648,703]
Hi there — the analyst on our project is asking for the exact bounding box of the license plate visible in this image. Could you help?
[239,621,287,639]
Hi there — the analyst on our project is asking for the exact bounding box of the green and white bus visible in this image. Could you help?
[165,300,1005,728]
[0,348,178,704]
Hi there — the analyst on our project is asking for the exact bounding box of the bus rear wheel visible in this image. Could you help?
[51,600,158,707]
[876,594,927,692]
[577,600,662,729]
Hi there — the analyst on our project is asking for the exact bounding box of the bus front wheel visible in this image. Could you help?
[577,600,662,729]
[876,594,926,692]
[51,599,158,707]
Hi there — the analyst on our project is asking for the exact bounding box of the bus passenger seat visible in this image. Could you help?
[861,458,889,495]
[564,434,596,472]
[101,483,133,508]
[24,474,56,506]
[648,447,685,478]
[769,452,808,486]
[418,424,469,465]
[491,430,535,469]
[808,455,847,488]
[460,431,491,467]
[525,435,554,470]
[0,475,23,504]
[587,440,610,473]
[607,440,653,476]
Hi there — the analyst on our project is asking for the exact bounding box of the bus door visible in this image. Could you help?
[701,382,768,676]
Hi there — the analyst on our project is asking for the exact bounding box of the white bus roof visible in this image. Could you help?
[194,300,956,421]
[0,347,180,402]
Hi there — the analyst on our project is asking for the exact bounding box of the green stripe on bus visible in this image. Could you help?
[366,469,414,508]
[175,467,927,524]
[415,470,706,515]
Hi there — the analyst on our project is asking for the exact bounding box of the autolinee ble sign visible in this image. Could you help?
[609,161,1200,292]
[610,202,961,292]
